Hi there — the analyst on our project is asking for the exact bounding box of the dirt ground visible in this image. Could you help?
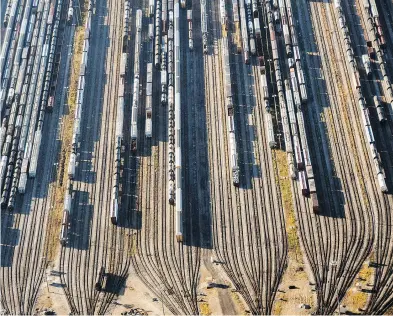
[273,254,316,315]
[108,273,169,315]
[35,255,71,315]
[198,261,245,315]
[35,252,317,315]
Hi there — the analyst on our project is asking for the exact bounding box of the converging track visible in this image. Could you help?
[1,0,74,313]
[59,0,134,313]
[204,0,287,314]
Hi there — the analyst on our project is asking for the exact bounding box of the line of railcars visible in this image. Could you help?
[282,0,317,209]
[262,0,319,211]
[239,0,250,63]
[365,0,386,48]
[174,1,183,242]
[221,37,240,186]
[110,0,130,226]
[187,10,193,50]
[362,0,393,117]
[162,0,168,34]
[264,0,295,181]
[259,59,277,148]
[161,35,168,105]
[334,0,388,193]
[1,0,71,211]
[220,0,228,32]
[201,0,208,54]
[3,0,12,27]
[167,0,176,206]
[154,0,161,68]
[145,63,153,137]
[60,2,94,245]
[245,0,256,55]
[130,9,143,153]
[232,0,242,53]
[146,0,157,139]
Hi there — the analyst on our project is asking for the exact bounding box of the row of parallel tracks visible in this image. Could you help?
[290,0,393,313]
[127,0,201,314]
[205,0,287,314]
[3,0,393,314]
[59,0,133,313]
[0,1,73,314]
[349,0,393,313]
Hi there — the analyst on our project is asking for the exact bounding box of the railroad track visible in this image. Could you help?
[59,0,133,313]
[287,0,376,313]
[348,0,393,313]
[128,0,200,314]
[202,0,287,313]
[124,3,183,313]
[0,0,72,313]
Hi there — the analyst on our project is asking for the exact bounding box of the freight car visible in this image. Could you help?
[145,63,153,138]
[67,0,74,24]
[373,96,386,123]
[60,183,72,245]
[130,10,142,153]
[201,0,208,54]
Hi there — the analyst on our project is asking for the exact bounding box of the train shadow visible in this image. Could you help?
[73,151,97,184]
[182,0,212,249]
[0,223,19,267]
[66,190,94,250]
[103,272,127,294]
[115,9,150,231]
[117,179,142,230]
[290,0,347,218]
[302,55,346,218]
[0,244,16,267]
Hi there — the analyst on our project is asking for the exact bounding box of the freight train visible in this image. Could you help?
[130,10,143,153]
[222,38,240,186]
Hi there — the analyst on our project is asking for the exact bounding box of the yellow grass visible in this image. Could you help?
[273,300,283,315]
[342,261,373,312]
[358,264,372,281]
[344,291,368,309]
[274,150,302,262]
[199,302,212,315]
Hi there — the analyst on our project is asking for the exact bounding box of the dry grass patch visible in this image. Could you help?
[274,149,302,262]
[342,261,373,312]
[273,299,283,315]
[199,302,212,315]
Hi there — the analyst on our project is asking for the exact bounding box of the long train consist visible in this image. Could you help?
[110,33,127,225]
[334,0,387,193]
[60,2,94,245]
[174,1,183,242]
[260,0,319,211]
[221,37,240,186]
[0,0,69,210]
[362,0,393,117]
[201,0,208,54]
[130,10,143,153]
[168,1,176,205]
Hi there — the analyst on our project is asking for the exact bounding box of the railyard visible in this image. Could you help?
[1,0,393,315]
